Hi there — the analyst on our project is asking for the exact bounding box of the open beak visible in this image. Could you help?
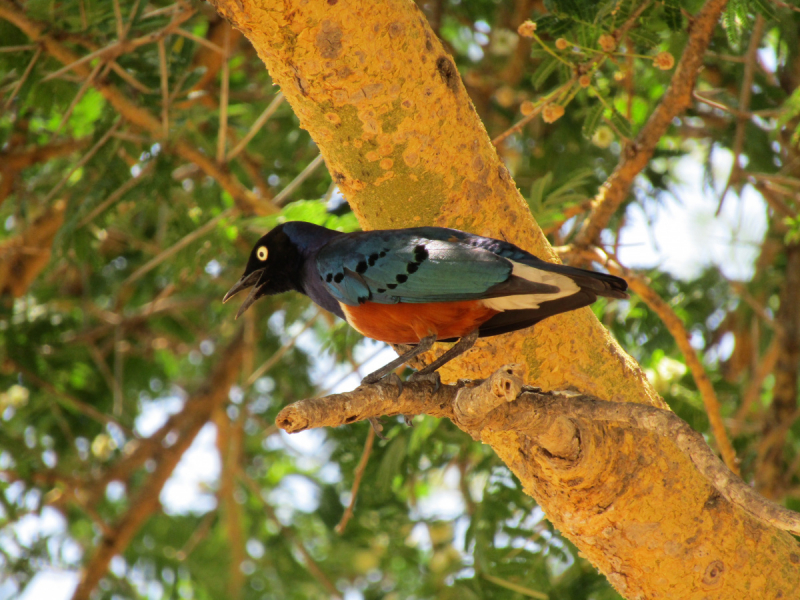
[223,270,266,319]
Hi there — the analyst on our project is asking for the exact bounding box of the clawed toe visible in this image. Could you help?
[361,372,404,396]
[408,370,441,393]
[368,417,387,440]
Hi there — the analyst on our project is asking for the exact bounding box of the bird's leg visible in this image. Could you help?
[408,329,480,389]
[361,334,438,385]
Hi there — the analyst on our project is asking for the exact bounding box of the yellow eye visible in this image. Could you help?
[256,246,268,261]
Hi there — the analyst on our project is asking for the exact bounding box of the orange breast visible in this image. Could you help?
[341,300,498,345]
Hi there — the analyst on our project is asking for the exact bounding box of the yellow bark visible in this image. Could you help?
[208,0,800,597]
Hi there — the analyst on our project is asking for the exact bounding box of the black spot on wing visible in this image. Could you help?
[355,260,367,274]
[396,274,408,283]
[376,288,386,293]
[357,295,369,304]
[387,283,397,289]
[326,273,333,282]
[334,273,344,283]
[413,244,429,262]
[379,250,387,257]
[368,253,379,266]
[406,262,419,274]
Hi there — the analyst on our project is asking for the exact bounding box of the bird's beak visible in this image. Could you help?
[223,270,266,319]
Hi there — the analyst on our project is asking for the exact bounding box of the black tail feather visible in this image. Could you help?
[475,290,602,339]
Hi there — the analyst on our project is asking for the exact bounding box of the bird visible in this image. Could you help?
[223,221,628,395]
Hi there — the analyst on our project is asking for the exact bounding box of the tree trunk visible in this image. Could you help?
[208,0,800,597]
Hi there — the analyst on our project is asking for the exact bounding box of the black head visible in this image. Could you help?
[222,225,304,318]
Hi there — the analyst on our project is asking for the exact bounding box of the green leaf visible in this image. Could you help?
[749,0,776,20]
[610,108,633,139]
[663,0,683,31]
[722,0,747,50]
[531,57,560,90]
[529,172,554,213]
[627,28,661,49]
[582,102,605,139]
[547,167,595,202]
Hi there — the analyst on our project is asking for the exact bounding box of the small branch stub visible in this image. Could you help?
[453,364,524,432]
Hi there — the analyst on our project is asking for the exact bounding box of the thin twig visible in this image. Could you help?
[717,14,764,214]
[56,60,103,134]
[3,46,42,111]
[226,93,285,161]
[121,208,234,287]
[112,324,124,417]
[8,359,133,437]
[729,337,779,435]
[121,0,142,40]
[239,471,342,599]
[142,2,183,19]
[43,119,122,204]
[175,27,225,54]
[158,39,170,138]
[40,6,193,83]
[482,573,548,600]
[176,510,216,561]
[491,81,573,146]
[335,427,375,534]
[109,61,154,93]
[694,91,750,119]
[245,311,319,387]
[77,161,155,227]
[273,154,325,207]
[112,0,124,41]
[217,26,231,164]
[0,44,37,52]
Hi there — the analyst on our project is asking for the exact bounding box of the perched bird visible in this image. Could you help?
[223,221,628,389]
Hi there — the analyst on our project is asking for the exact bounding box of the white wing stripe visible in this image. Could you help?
[481,261,579,312]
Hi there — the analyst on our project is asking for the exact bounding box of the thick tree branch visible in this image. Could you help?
[575,0,729,246]
[278,367,800,536]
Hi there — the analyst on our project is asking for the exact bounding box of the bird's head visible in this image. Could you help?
[222,225,303,318]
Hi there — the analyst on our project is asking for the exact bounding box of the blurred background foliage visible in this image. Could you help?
[1,0,799,598]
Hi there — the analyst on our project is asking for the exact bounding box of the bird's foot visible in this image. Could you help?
[408,370,441,394]
[360,372,404,398]
[368,417,387,440]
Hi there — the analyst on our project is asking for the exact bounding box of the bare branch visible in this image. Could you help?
[277,366,800,535]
